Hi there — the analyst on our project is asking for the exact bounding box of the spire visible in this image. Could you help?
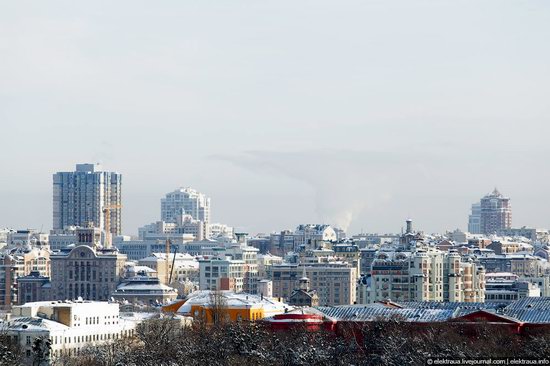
[299,266,310,291]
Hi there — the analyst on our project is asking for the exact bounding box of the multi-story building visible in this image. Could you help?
[294,224,337,250]
[184,239,223,256]
[113,236,194,261]
[358,248,486,304]
[497,227,550,244]
[0,247,50,308]
[468,203,481,234]
[161,188,210,238]
[0,229,9,246]
[50,233,127,301]
[209,223,234,239]
[6,230,49,248]
[53,163,122,236]
[138,252,198,285]
[198,257,245,292]
[247,237,272,255]
[332,243,361,275]
[359,247,379,275]
[487,240,533,255]
[271,263,357,306]
[7,300,142,364]
[139,214,204,242]
[476,253,549,277]
[257,253,283,279]
[269,230,297,255]
[17,271,51,305]
[49,228,78,251]
[224,245,259,293]
[478,188,512,235]
[484,272,540,302]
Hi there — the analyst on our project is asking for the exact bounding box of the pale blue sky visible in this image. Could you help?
[1,1,549,235]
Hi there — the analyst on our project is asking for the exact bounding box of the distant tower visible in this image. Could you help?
[405,218,413,234]
[53,163,122,235]
[479,188,512,235]
[161,187,210,238]
[468,203,481,234]
[298,266,310,291]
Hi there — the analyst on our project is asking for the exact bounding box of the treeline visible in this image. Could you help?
[6,317,550,366]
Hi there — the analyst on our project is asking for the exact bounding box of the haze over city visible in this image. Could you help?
[2,1,549,235]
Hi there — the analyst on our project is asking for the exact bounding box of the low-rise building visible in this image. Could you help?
[288,276,319,307]
[112,276,178,305]
[163,290,290,323]
[5,300,143,364]
[485,272,540,302]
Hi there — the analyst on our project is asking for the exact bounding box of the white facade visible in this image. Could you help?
[209,223,234,239]
[161,188,210,238]
[5,300,142,364]
[139,214,204,241]
[199,258,245,292]
[294,224,337,249]
[258,280,273,298]
[114,237,194,261]
[6,230,49,248]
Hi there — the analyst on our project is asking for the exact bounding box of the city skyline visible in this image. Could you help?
[2,1,550,234]
[1,161,539,236]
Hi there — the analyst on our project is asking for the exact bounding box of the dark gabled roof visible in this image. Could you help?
[451,310,522,324]
[290,289,317,299]
[507,310,550,324]
[505,297,550,311]
[316,306,455,323]
[397,301,506,311]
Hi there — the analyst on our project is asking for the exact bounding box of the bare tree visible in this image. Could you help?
[209,290,229,326]
[0,320,22,366]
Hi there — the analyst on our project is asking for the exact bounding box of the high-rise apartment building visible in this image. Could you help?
[479,188,512,235]
[468,203,481,234]
[53,163,122,236]
[161,188,210,238]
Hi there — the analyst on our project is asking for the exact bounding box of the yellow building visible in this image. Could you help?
[162,290,290,324]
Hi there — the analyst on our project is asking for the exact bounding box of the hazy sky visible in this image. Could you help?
[1,1,549,236]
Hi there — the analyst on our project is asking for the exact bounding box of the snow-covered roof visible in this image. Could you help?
[7,317,69,332]
[175,291,290,315]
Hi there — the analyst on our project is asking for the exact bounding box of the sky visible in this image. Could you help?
[1,1,549,236]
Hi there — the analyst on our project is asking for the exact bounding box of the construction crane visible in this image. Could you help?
[165,238,177,285]
[102,204,122,248]
[165,238,171,284]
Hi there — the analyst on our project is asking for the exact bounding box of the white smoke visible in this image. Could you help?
[212,149,417,232]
